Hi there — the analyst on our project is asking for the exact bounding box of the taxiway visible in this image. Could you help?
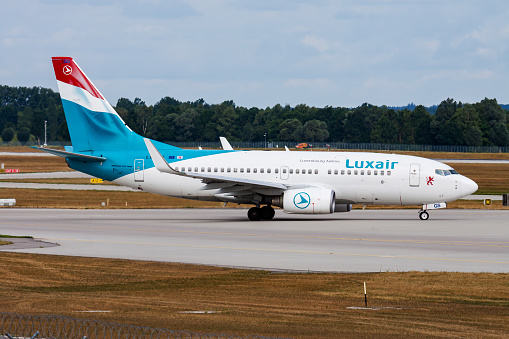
[1,208,507,273]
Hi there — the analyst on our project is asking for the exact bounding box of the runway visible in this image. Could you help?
[1,208,508,273]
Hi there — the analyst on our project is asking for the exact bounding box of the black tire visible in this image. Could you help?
[248,207,262,221]
[260,206,275,220]
[419,211,429,220]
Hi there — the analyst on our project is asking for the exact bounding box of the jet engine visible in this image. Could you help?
[273,187,336,214]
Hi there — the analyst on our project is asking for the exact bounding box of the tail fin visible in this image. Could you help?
[52,57,134,152]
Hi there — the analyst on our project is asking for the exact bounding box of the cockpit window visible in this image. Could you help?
[435,169,458,176]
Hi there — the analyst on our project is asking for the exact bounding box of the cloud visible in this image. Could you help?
[1,0,509,108]
[301,35,330,53]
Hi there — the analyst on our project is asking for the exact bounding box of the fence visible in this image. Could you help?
[1,140,508,153]
[0,313,285,339]
[166,141,509,153]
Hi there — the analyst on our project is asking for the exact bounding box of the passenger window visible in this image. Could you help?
[282,168,287,173]
[194,167,198,172]
[267,168,271,173]
[234,168,238,173]
[240,168,244,173]
[214,167,218,172]
[315,169,318,174]
[354,170,358,175]
[347,170,351,175]
[260,168,264,173]
[207,167,211,172]
[308,169,312,174]
[175,167,179,171]
[374,170,377,175]
[289,169,294,174]
[246,168,250,173]
[201,167,205,172]
[367,170,371,175]
[254,168,257,173]
[275,168,279,174]
[341,170,345,175]
[221,168,224,172]
[296,169,300,174]
[387,171,391,176]
[360,170,364,175]
[302,169,305,174]
[328,169,332,174]
[227,168,231,173]
[380,170,384,176]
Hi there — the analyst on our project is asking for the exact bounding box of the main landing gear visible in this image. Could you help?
[248,205,275,221]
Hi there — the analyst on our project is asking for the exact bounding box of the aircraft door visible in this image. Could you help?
[134,159,144,182]
[409,163,420,187]
[280,166,289,180]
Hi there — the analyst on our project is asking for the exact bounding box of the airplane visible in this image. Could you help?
[37,57,478,221]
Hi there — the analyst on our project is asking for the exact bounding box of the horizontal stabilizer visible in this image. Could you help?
[32,147,106,162]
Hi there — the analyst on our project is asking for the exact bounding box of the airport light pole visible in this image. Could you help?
[264,133,267,148]
[44,120,47,147]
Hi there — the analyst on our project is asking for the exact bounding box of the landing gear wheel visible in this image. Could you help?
[260,206,275,220]
[419,211,429,220]
[248,207,262,221]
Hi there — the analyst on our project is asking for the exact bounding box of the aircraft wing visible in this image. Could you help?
[144,138,287,190]
[32,147,106,162]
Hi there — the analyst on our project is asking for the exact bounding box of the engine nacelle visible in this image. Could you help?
[281,187,335,214]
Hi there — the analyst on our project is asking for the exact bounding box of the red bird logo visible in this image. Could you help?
[426,176,434,185]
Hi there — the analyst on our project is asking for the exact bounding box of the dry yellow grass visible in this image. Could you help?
[0,188,226,209]
[0,155,70,173]
[0,252,508,338]
[0,178,118,185]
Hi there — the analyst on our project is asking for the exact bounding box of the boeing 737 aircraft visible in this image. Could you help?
[38,57,478,221]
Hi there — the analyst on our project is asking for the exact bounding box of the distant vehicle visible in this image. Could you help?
[295,143,309,149]
[38,57,478,221]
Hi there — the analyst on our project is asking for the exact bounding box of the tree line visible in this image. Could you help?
[1,84,509,146]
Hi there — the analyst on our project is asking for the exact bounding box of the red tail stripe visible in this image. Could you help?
[52,57,104,100]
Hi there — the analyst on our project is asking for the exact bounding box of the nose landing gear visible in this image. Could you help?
[419,210,429,220]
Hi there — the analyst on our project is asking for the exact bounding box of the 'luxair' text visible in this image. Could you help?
[346,159,398,169]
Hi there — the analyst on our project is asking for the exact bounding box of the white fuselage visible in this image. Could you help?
[113,150,477,206]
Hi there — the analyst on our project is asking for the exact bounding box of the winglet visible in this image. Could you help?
[219,136,233,150]
[144,138,183,175]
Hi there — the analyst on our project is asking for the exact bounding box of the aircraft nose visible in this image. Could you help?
[462,176,478,196]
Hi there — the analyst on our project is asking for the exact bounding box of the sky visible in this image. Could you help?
[2,0,509,108]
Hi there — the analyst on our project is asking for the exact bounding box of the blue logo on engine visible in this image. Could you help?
[293,192,311,209]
